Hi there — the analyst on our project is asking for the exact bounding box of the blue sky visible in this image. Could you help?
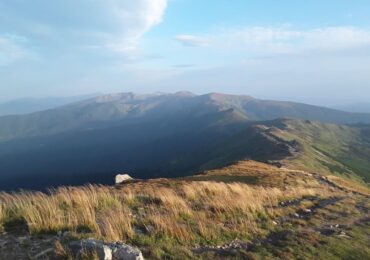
[1,0,370,105]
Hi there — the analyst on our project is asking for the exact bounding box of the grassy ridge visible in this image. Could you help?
[0,161,336,258]
[0,161,369,259]
[271,119,370,183]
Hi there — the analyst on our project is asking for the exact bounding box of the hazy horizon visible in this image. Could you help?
[1,1,370,105]
[0,91,368,110]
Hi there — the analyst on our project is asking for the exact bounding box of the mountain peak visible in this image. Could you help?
[206,92,254,99]
[174,91,196,97]
[94,92,135,103]
[201,93,255,106]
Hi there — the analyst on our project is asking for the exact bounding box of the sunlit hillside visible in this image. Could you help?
[1,161,369,259]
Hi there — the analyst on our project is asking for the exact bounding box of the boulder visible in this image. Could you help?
[111,242,144,260]
[69,239,144,260]
[115,174,133,184]
[70,239,112,260]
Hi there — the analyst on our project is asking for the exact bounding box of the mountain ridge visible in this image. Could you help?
[1,92,370,142]
[0,94,100,116]
[0,92,369,190]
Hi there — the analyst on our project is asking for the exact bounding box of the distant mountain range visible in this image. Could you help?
[334,102,370,113]
[0,92,369,190]
[0,94,99,116]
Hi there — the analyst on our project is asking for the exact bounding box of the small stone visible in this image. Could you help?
[69,239,113,260]
[338,232,350,238]
[69,239,144,260]
[115,174,133,184]
[112,242,144,260]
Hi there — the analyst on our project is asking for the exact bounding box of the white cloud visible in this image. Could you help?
[0,35,30,65]
[0,0,168,55]
[103,0,168,53]
[303,27,370,50]
[174,35,209,47]
[175,26,370,55]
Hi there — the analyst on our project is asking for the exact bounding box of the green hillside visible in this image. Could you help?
[270,119,370,183]
[1,92,370,142]
[0,93,370,190]
[195,118,370,184]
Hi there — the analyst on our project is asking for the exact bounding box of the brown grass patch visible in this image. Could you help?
[327,175,370,196]
[0,177,330,244]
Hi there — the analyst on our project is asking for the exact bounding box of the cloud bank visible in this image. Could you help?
[0,0,168,56]
[175,26,370,55]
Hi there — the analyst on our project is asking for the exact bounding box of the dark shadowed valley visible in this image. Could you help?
[1,92,369,191]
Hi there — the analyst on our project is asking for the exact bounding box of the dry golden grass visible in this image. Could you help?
[1,161,367,260]
[54,240,73,259]
[0,201,5,231]
[0,174,330,245]
[327,175,370,196]
[196,160,326,190]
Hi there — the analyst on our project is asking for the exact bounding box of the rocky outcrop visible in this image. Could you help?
[115,174,133,184]
[69,239,144,260]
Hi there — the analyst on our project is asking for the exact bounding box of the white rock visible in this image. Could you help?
[115,174,133,184]
[70,239,112,260]
[112,242,144,260]
[69,239,144,260]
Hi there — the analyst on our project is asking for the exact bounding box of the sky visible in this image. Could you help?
[1,0,370,105]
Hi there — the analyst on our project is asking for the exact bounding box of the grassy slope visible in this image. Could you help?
[1,92,370,191]
[270,119,370,183]
[197,118,370,187]
[0,161,369,259]
[1,92,370,144]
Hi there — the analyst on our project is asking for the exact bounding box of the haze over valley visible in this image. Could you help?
[0,92,369,191]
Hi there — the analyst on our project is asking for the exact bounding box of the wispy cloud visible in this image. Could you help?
[175,26,370,55]
[0,0,168,56]
[0,35,31,65]
[173,64,196,68]
[103,0,168,53]
[174,35,209,47]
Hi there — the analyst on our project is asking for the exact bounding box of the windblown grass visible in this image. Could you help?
[0,201,5,232]
[0,180,327,244]
[327,175,370,196]
[0,161,348,258]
